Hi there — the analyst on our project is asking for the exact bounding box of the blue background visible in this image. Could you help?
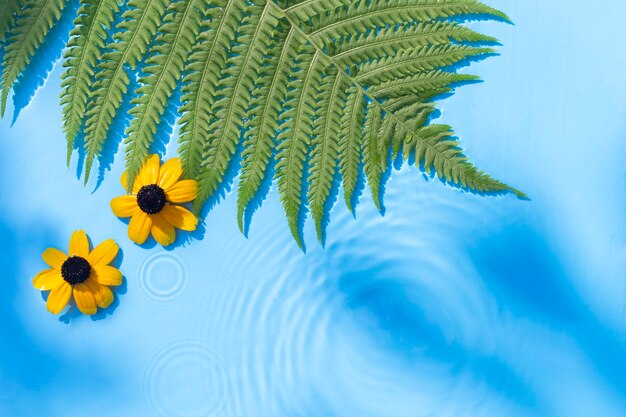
[1,1,626,416]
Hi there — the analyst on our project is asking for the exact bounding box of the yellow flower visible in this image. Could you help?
[33,230,122,315]
[110,154,198,246]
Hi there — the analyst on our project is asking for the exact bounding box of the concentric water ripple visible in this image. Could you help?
[143,340,228,417]
[139,252,187,302]
[190,168,530,416]
[196,206,336,416]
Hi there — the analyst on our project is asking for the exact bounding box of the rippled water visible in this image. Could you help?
[1,1,626,416]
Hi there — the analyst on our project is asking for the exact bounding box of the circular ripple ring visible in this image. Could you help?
[143,340,229,417]
[139,252,187,302]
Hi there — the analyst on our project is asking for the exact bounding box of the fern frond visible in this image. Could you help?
[60,0,119,162]
[5,0,522,246]
[274,42,321,247]
[0,0,20,43]
[338,86,364,214]
[236,21,291,232]
[368,71,480,99]
[362,101,384,211]
[354,44,495,86]
[308,68,346,242]
[403,123,527,198]
[123,0,205,189]
[82,0,168,183]
[1,0,66,117]
[188,0,521,244]
[178,0,242,180]
[301,0,510,44]
[328,21,497,68]
[194,1,285,214]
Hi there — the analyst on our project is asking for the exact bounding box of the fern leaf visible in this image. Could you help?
[274,43,322,247]
[282,0,346,22]
[82,0,168,184]
[235,21,291,232]
[194,1,284,214]
[308,68,346,242]
[369,71,480,100]
[60,0,118,163]
[302,0,510,44]
[362,102,383,212]
[1,0,66,117]
[178,0,242,180]
[0,0,20,43]
[338,86,364,214]
[328,21,497,68]
[354,44,495,86]
[123,0,205,188]
[403,123,527,198]
[5,0,523,245]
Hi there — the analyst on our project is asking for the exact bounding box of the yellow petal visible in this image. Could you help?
[87,239,119,266]
[46,282,72,314]
[161,204,198,232]
[68,230,90,257]
[33,269,64,290]
[120,171,126,188]
[128,211,152,244]
[165,180,197,203]
[121,171,141,194]
[85,278,114,309]
[135,154,160,189]
[158,158,183,190]
[151,213,176,246]
[92,265,123,286]
[110,195,139,218]
[73,283,97,315]
[42,248,67,269]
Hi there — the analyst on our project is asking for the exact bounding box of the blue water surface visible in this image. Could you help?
[1,1,626,416]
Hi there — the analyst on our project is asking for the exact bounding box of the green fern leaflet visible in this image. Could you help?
[0,0,525,247]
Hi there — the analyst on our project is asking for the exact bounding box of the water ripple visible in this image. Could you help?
[183,168,533,416]
[143,340,228,417]
[139,252,187,303]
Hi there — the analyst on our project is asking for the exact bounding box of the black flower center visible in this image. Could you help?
[61,256,91,285]
[137,184,166,214]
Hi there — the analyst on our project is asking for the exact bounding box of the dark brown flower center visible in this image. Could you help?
[137,184,166,214]
[61,256,91,285]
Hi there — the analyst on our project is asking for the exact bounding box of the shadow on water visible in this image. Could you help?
[335,266,536,408]
[0,217,116,415]
[447,12,514,25]
[0,221,62,407]
[91,68,141,190]
[471,224,626,400]
[10,0,79,124]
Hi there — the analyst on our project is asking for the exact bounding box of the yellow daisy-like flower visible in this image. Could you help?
[110,154,198,246]
[33,230,122,315]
